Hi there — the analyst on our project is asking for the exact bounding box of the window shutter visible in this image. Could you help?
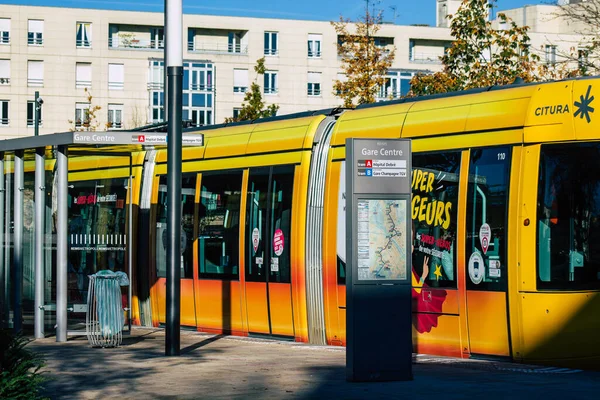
[233,69,248,88]
[28,20,44,32]
[28,61,43,80]
[0,19,10,32]
[0,60,9,79]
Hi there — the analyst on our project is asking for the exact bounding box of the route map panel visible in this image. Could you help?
[356,199,408,281]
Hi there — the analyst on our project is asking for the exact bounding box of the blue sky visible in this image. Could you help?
[4,0,546,26]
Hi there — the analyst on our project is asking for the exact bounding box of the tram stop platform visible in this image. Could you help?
[27,327,600,400]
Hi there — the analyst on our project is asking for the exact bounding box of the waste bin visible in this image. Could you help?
[86,270,129,348]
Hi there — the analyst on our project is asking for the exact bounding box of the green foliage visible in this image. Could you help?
[225,57,279,123]
[0,330,47,400]
[331,6,395,108]
[409,0,578,96]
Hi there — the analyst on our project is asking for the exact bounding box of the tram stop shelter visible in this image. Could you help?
[0,129,203,341]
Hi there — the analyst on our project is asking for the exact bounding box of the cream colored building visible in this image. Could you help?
[0,5,453,138]
[0,3,588,138]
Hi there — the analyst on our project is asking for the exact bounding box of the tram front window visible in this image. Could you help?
[538,143,600,290]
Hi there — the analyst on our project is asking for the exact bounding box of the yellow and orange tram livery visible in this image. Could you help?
[127,78,600,369]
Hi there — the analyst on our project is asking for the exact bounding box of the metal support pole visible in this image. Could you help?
[34,148,45,339]
[0,154,4,329]
[34,91,40,137]
[56,146,68,342]
[13,151,24,333]
[165,0,182,356]
[128,169,133,333]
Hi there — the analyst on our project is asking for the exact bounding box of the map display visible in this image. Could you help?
[357,199,408,281]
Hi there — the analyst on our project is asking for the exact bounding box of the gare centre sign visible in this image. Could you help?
[72,132,204,146]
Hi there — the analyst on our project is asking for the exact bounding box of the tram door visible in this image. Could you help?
[245,166,294,337]
[465,147,512,358]
[154,174,197,326]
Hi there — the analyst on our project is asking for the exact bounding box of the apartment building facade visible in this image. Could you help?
[0,3,586,138]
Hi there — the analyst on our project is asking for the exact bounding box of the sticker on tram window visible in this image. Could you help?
[256,257,263,265]
[252,227,260,254]
[273,229,284,256]
[479,223,491,255]
[271,257,279,272]
[468,252,485,285]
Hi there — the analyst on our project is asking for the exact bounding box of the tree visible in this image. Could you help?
[331,2,396,108]
[552,0,600,74]
[409,0,578,97]
[224,57,279,123]
[68,87,102,131]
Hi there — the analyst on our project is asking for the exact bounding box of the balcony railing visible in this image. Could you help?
[109,81,124,90]
[27,78,43,87]
[264,48,278,56]
[377,90,401,101]
[0,34,9,44]
[409,52,443,64]
[233,86,247,93]
[264,87,278,94]
[0,117,8,126]
[147,82,164,90]
[307,87,321,96]
[109,37,164,50]
[188,42,248,54]
[107,121,123,129]
[76,80,92,88]
[308,50,321,58]
[190,83,213,91]
[28,36,43,46]
[76,39,92,48]
[27,119,43,127]
[0,78,9,85]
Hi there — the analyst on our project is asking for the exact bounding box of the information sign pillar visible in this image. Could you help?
[345,138,412,382]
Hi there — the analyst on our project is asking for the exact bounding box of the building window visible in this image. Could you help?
[76,63,92,88]
[264,31,278,56]
[108,63,124,90]
[538,143,600,290]
[27,60,44,87]
[233,108,242,120]
[228,32,242,53]
[578,48,589,71]
[545,45,557,65]
[233,69,248,93]
[27,101,43,127]
[0,100,8,126]
[75,102,90,128]
[107,104,123,129]
[335,72,347,96]
[150,60,214,126]
[308,34,322,58]
[264,70,278,94]
[0,18,10,44]
[28,20,44,46]
[150,27,164,49]
[0,59,9,85]
[307,72,321,96]
[377,70,417,101]
[148,60,164,90]
[76,22,92,48]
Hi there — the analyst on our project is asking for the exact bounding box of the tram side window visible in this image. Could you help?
[198,171,242,280]
[412,152,460,289]
[465,147,511,291]
[155,174,196,279]
[538,144,600,290]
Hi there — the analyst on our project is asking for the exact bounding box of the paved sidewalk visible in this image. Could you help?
[27,328,600,400]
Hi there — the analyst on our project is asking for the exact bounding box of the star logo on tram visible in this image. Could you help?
[574,85,595,123]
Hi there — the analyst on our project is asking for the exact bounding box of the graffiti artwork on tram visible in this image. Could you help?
[336,162,458,334]
[410,167,458,334]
